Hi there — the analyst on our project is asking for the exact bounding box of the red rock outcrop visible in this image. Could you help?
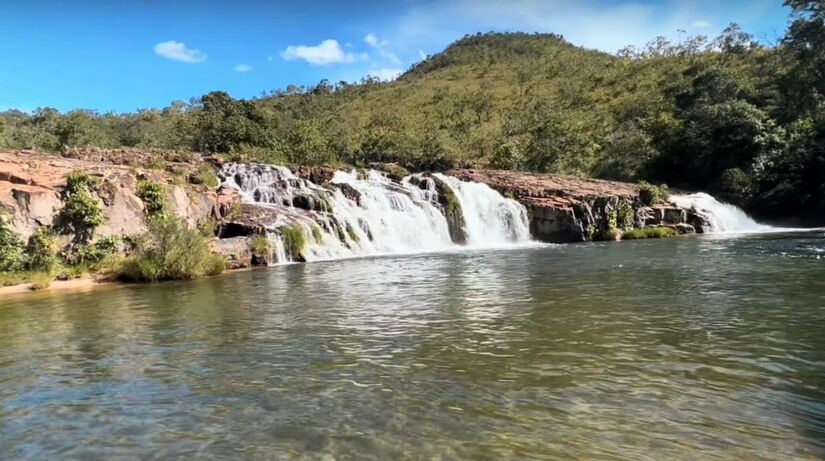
[447,169,704,242]
[0,150,229,239]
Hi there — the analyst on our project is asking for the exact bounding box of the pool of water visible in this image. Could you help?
[1,232,825,459]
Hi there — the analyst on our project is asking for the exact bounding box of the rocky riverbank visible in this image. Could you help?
[0,149,708,283]
[447,169,709,242]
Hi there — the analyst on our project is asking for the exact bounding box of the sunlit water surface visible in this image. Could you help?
[1,232,825,460]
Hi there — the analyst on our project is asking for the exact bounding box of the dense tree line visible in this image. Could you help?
[0,1,822,223]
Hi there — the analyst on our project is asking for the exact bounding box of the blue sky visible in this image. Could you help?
[0,0,790,113]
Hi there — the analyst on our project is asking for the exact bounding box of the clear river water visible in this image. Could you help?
[1,231,825,460]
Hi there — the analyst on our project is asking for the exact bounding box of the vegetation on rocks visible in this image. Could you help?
[638,182,670,206]
[135,180,168,218]
[117,215,225,282]
[281,224,307,261]
[59,171,106,244]
[25,227,59,272]
[0,2,823,223]
[622,227,679,239]
[0,211,24,272]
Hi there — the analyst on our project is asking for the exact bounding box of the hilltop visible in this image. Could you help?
[1,6,824,224]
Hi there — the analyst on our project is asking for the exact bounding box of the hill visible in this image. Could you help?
[1,2,824,224]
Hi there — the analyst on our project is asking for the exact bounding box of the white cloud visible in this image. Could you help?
[378,0,780,54]
[368,68,403,81]
[281,39,364,66]
[418,49,428,60]
[362,33,400,65]
[364,33,379,47]
[234,64,253,72]
[153,40,207,63]
[691,20,713,29]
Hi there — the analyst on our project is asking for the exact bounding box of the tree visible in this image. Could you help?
[59,171,106,244]
[0,210,24,271]
[56,110,108,149]
[783,0,825,109]
[194,91,272,153]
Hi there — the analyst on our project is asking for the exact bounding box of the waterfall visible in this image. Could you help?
[434,174,532,245]
[220,163,532,263]
[669,192,773,233]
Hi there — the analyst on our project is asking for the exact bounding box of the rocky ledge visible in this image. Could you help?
[1,150,711,276]
[447,169,709,242]
[0,149,232,238]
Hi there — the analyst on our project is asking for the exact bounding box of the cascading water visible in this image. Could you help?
[434,174,531,245]
[669,192,773,233]
[220,163,532,263]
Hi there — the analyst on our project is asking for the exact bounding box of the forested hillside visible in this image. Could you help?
[1,0,823,223]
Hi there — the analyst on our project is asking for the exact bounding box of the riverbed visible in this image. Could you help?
[1,232,824,459]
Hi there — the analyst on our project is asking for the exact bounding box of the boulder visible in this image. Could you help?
[211,237,253,270]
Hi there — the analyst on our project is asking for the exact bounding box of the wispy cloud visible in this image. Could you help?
[368,68,403,81]
[363,33,401,65]
[372,0,781,55]
[153,40,207,63]
[233,64,253,72]
[364,33,381,47]
[281,39,366,66]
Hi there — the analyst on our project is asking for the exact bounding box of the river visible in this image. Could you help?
[1,231,824,459]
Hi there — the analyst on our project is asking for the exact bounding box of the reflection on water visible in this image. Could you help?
[1,233,825,460]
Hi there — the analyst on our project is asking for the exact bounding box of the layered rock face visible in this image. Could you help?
[0,149,228,240]
[447,169,709,242]
[1,150,711,274]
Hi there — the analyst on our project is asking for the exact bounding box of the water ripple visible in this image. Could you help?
[1,236,825,459]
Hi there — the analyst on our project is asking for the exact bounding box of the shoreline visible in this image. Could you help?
[0,276,114,297]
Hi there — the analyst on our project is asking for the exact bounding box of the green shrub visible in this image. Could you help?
[25,227,59,272]
[250,235,271,256]
[72,236,121,264]
[345,223,359,242]
[117,215,225,282]
[0,211,24,271]
[190,163,220,188]
[281,223,307,261]
[136,180,168,218]
[60,172,106,244]
[622,227,678,239]
[66,170,102,192]
[603,229,620,241]
[29,271,53,290]
[311,224,324,243]
[0,272,26,287]
[226,202,242,220]
[616,202,634,230]
[638,181,670,206]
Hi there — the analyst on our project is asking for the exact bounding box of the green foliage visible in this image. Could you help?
[25,227,59,272]
[616,202,635,230]
[622,227,678,239]
[638,181,670,206]
[0,211,24,271]
[250,235,271,256]
[226,202,242,220]
[117,215,225,282]
[311,223,324,243]
[60,171,106,244]
[1,18,824,223]
[66,170,102,192]
[28,271,53,290]
[190,162,220,188]
[281,224,307,261]
[72,236,121,265]
[345,223,360,242]
[135,180,168,218]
